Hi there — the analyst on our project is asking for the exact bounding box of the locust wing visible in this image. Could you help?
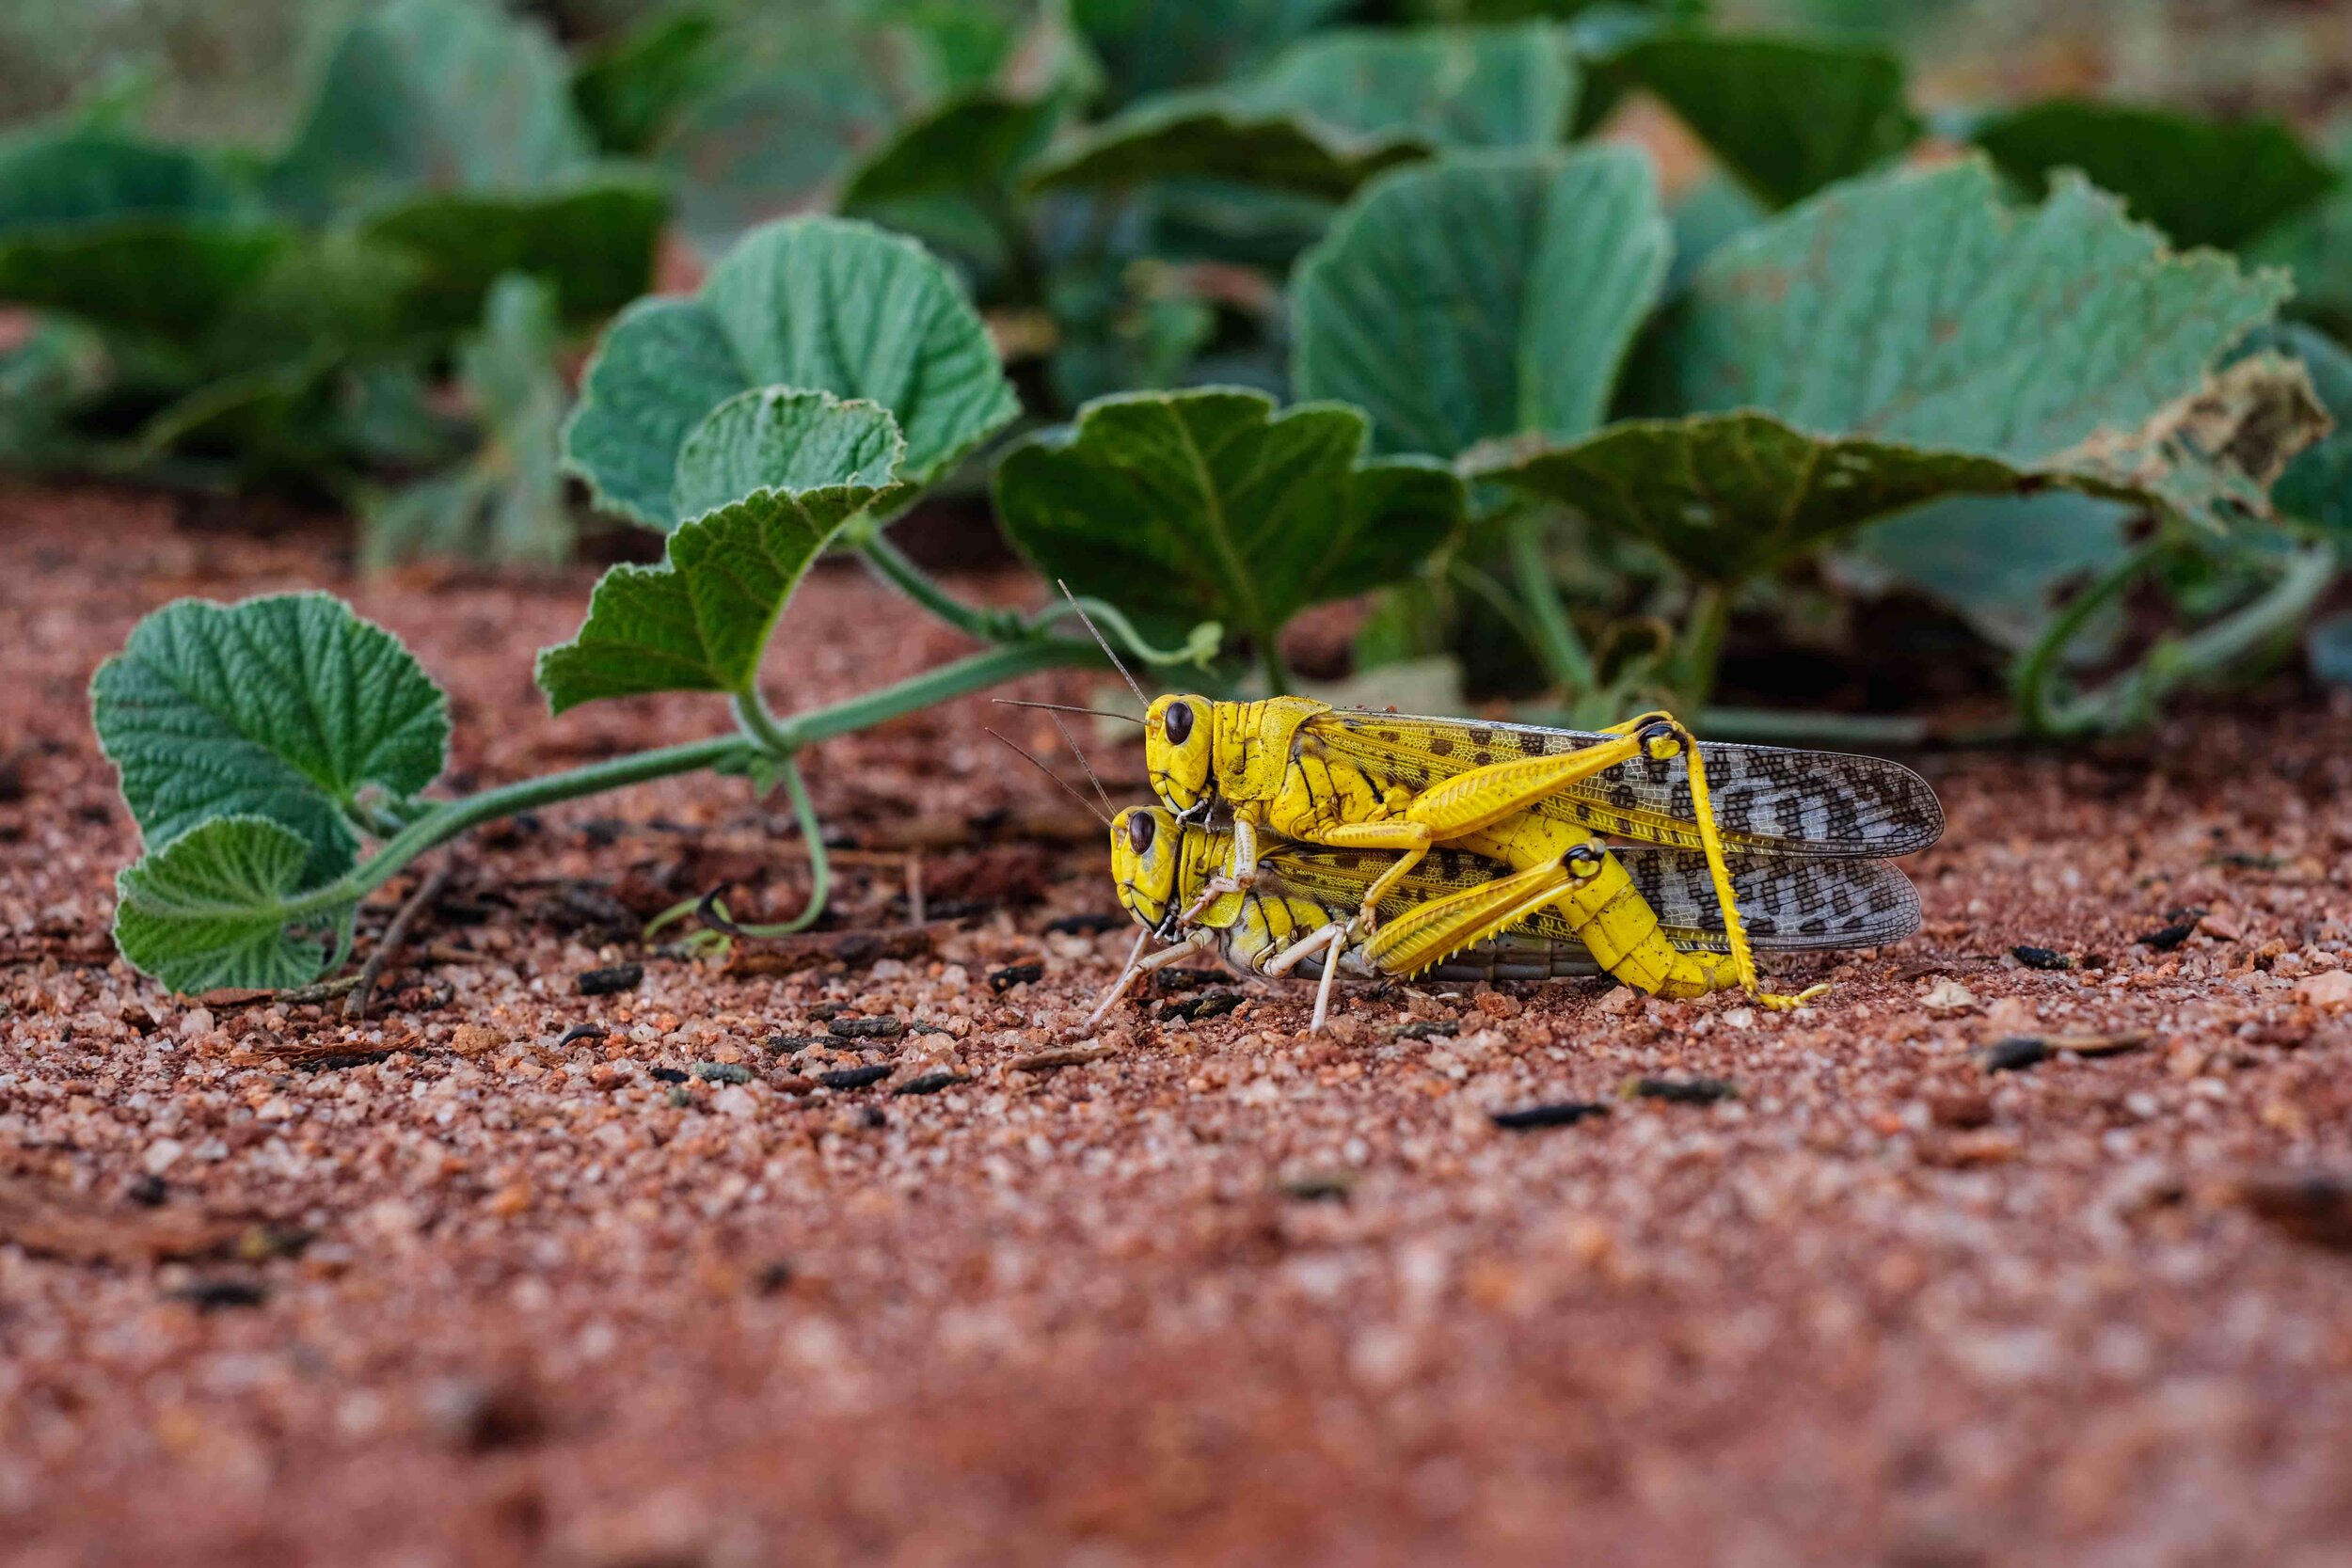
[1314,710,1943,857]
[1260,841,1919,955]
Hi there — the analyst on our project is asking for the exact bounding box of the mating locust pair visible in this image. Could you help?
[1003,647,1943,1032]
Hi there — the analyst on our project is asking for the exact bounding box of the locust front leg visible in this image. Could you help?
[1178,817,1261,926]
[1089,927,1214,1024]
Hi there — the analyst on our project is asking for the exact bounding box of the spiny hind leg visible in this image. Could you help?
[1310,819,1435,929]
[1359,857,1577,979]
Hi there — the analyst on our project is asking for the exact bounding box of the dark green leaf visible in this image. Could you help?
[1845,492,2134,652]
[993,388,1465,650]
[1070,0,1349,110]
[539,390,911,711]
[2265,323,2352,541]
[2247,123,2352,339]
[1974,100,2335,251]
[113,816,356,993]
[91,593,449,886]
[838,91,1064,277]
[357,177,664,332]
[564,215,1017,531]
[1292,146,1668,457]
[1031,24,1577,199]
[571,9,724,156]
[1614,33,1917,208]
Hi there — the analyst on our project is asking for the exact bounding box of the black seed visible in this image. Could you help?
[2137,923,2197,951]
[168,1277,267,1311]
[819,1065,892,1091]
[691,1062,751,1084]
[830,1016,904,1040]
[648,1067,688,1084]
[990,963,1044,992]
[1043,912,1121,935]
[576,963,644,996]
[1978,1037,2051,1073]
[1490,1101,1610,1131]
[1159,990,1244,1022]
[766,1033,828,1052]
[2011,945,2072,971]
[556,1022,610,1046]
[893,1070,966,1097]
[1630,1076,1739,1104]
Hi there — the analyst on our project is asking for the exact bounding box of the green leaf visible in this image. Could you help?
[538,390,911,711]
[357,179,665,334]
[1973,100,2335,252]
[0,128,288,342]
[1030,24,1577,199]
[1844,491,2134,652]
[571,9,725,157]
[838,91,1064,277]
[113,816,355,994]
[1070,0,1350,110]
[2247,122,2352,339]
[91,593,450,887]
[1613,33,1917,208]
[993,388,1466,652]
[364,275,574,570]
[1481,160,2308,581]
[564,215,1017,531]
[1292,146,1669,458]
[265,0,596,221]
[2265,323,2352,542]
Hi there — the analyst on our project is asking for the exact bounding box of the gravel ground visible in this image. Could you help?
[4,484,2351,1568]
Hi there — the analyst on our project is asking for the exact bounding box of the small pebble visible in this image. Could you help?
[1978,1037,2051,1073]
[691,1062,751,1085]
[1629,1076,1739,1104]
[989,963,1044,993]
[556,1022,610,1046]
[2137,923,2197,952]
[648,1067,688,1085]
[830,1016,904,1040]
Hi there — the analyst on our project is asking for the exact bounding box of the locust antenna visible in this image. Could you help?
[991,698,1145,726]
[1059,579,1149,710]
[986,728,1111,827]
[1045,710,1116,820]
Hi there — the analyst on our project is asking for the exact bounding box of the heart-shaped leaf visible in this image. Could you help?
[538,390,911,712]
[1031,24,1576,199]
[1292,144,1667,458]
[993,388,1465,652]
[1478,159,2312,583]
[114,816,358,993]
[91,592,450,887]
[1973,100,2335,252]
[1611,33,1918,208]
[564,215,1017,531]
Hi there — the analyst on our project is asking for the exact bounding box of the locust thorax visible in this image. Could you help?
[1144,694,1214,816]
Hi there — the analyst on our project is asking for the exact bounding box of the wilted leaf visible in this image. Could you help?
[539,390,910,711]
[1613,33,1917,208]
[2263,322,2352,541]
[993,388,1465,651]
[91,593,449,886]
[1031,24,1576,199]
[1070,0,1349,109]
[564,215,1016,531]
[1974,100,2335,252]
[1292,145,1667,457]
[113,816,356,993]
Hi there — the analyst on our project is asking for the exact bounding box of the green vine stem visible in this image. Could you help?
[694,754,834,938]
[1670,582,1732,713]
[1503,506,1597,696]
[2018,539,2335,736]
[856,532,1025,641]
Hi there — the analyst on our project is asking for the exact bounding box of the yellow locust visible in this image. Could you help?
[1129,693,1942,1010]
[1096,805,1924,1031]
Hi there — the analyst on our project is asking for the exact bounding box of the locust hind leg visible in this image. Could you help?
[1358,856,1579,980]
[1089,928,1212,1024]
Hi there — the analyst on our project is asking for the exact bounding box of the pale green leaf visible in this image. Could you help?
[1292,145,1668,458]
[993,388,1465,651]
[1844,491,2134,653]
[1613,33,1917,209]
[91,593,449,886]
[564,215,1017,531]
[538,390,910,711]
[1974,100,2335,252]
[113,816,355,993]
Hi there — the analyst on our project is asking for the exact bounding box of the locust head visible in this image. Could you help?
[1109,805,1186,938]
[1143,694,1215,818]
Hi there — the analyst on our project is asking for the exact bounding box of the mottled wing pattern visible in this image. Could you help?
[1315,711,1944,857]
[1260,841,1919,954]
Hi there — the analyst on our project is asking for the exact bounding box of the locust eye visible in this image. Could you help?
[1164,701,1194,745]
[1128,813,1156,854]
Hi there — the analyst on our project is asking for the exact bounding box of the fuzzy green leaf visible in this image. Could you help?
[1974,100,2335,252]
[91,593,450,887]
[538,390,910,711]
[994,388,1465,651]
[1031,24,1575,198]
[564,215,1015,531]
[113,816,355,993]
[1292,145,1666,458]
[1613,33,1917,208]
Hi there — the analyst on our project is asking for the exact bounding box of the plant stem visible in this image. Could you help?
[764,637,1102,748]
[702,755,832,938]
[858,533,1022,641]
[2014,539,2165,736]
[1672,582,1732,713]
[1504,508,1597,695]
[1256,628,1295,696]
